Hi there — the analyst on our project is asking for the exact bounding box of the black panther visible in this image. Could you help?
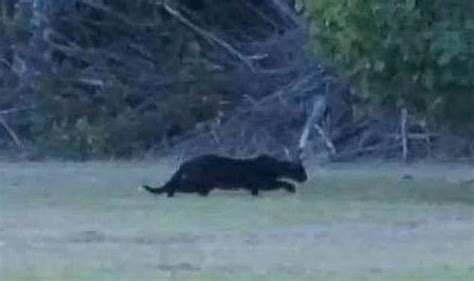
[142,154,308,197]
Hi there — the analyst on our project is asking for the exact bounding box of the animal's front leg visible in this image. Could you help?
[198,187,211,197]
[166,188,175,197]
[243,178,260,196]
[250,186,259,196]
[275,180,296,193]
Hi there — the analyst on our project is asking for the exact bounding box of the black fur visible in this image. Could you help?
[142,154,308,197]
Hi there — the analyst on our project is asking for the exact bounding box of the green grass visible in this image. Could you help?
[4,271,474,281]
[0,161,473,281]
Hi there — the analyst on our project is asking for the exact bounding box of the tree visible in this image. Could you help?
[305,0,474,133]
[1,0,308,159]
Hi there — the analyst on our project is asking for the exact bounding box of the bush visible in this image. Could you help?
[1,1,307,159]
[30,69,221,159]
[24,1,223,159]
[305,0,474,132]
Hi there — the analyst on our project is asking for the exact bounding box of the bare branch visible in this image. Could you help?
[314,124,336,156]
[243,1,279,31]
[298,95,326,152]
[401,107,408,162]
[1,58,11,68]
[0,106,36,115]
[0,115,24,150]
[160,3,256,72]
[268,0,306,29]
[334,144,401,160]
[81,0,159,27]
[222,72,319,127]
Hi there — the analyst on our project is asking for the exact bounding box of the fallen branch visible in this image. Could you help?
[333,144,401,160]
[156,68,326,157]
[401,107,408,162]
[0,115,24,150]
[268,0,306,29]
[0,106,36,115]
[389,133,438,141]
[298,95,326,155]
[1,58,11,68]
[244,1,279,31]
[314,124,336,156]
[81,0,158,27]
[223,71,319,127]
[161,3,256,72]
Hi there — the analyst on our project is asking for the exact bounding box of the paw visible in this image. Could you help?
[198,190,210,197]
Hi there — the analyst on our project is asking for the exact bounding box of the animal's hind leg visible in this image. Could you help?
[198,187,211,197]
[166,188,175,197]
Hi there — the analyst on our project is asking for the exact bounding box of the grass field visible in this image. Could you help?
[0,160,473,281]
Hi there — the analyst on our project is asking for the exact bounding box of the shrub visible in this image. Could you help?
[305,0,474,132]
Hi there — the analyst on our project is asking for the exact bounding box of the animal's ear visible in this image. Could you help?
[284,147,292,161]
[297,147,306,163]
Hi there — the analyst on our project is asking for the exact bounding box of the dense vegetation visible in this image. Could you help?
[1,0,301,158]
[0,0,472,159]
[305,0,474,132]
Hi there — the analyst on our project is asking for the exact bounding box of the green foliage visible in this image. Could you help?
[24,1,224,159]
[1,1,303,159]
[306,0,474,132]
[31,68,221,159]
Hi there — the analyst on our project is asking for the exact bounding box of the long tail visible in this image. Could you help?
[141,185,167,195]
[142,169,181,196]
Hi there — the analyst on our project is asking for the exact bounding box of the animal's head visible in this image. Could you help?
[282,160,308,182]
[280,147,308,182]
[255,153,308,182]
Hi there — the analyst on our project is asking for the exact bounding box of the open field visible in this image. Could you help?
[0,160,473,281]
